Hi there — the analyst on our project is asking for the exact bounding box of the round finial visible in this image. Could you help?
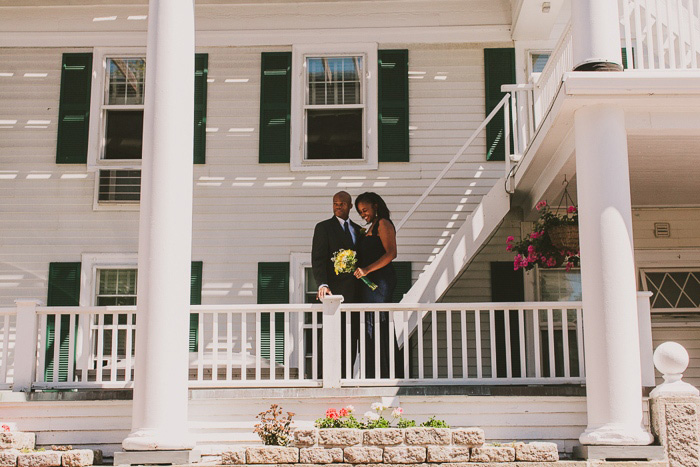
[653,341,689,376]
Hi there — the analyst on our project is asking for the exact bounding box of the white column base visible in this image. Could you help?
[580,424,654,445]
[122,428,195,451]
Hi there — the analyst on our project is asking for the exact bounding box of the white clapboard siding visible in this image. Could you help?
[0,40,513,307]
[0,393,591,456]
[652,316,700,388]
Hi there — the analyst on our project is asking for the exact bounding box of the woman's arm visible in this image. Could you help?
[354,218,397,277]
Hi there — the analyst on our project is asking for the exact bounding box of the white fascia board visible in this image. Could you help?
[511,0,565,40]
[0,25,512,48]
[563,70,700,96]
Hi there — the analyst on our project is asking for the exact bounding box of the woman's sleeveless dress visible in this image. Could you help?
[357,220,397,303]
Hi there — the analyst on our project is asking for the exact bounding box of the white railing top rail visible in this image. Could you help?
[394,93,512,232]
[0,307,16,315]
[535,22,573,90]
[341,301,582,311]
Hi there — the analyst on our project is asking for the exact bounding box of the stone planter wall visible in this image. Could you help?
[0,432,101,467]
[221,428,559,464]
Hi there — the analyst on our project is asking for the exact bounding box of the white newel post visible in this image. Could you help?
[571,0,623,71]
[13,299,41,392]
[575,104,653,445]
[637,291,655,388]
[321,295,343,389]
[122,0,195,452]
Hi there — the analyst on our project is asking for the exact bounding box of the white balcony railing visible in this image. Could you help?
[1,300,591,390]
[503,0,700,160]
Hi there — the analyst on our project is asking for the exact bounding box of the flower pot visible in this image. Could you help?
[548,225,579,251]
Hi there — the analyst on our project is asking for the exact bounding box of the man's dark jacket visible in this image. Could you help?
[312,216,362,302]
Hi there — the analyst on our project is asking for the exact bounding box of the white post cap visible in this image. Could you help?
[650,341,699,397]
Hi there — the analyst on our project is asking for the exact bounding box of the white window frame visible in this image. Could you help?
[527,49,552,82]
[291,43,378,172]
[88,47,146,211]
[80,253,138,307]
[639,267,700,313]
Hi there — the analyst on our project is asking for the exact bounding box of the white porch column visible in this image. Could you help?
[571,0,623,71]
[575,104,652,445]
[122,0,195,451]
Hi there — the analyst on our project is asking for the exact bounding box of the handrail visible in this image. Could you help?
[395,93,512,232]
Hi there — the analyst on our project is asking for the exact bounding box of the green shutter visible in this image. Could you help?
[45,262,81,382]
[621,48,635,69]
[259,52,292,163]
[257,262,289,365]
[392,261,413,303]
[484,48,515,161]
[193,54,208,164]
[56,53,93,164]
[378,50,409,162]
[189,261,203,352]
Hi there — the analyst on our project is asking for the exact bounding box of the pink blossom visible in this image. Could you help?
[530,231,543,239]
[1,425,10,433]
[326,408,339,420]
[527,245,535,253]
[547,257,557,267]
[506,236,515,243]
[506,244,513,251]
[565,262,574,272]
[339,408,348,417]
[567,206,577,214]
[536,200,547,211]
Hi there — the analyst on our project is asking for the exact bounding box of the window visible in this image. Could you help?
[96,268,137,306]
[304,267,318,304]
[640,269,700,312]
[291,44,378,171]
[538,268,582,302]
[89,50,146,208]
[529,52,551,75]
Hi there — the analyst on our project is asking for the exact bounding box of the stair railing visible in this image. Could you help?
[395,93,513,232]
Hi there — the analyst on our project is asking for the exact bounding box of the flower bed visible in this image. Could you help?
[221,427,559,464]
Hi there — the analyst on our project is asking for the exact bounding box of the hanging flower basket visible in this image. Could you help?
[548,224,579,251]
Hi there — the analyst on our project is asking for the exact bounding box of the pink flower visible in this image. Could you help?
[527,245,535,253]
[547,257,557,267]
[1,425,9,433]
[536,200,547,211]
[326,408,339,420]
[506,244,513,251]
[506,236,514,243]
[530,231,544,239]
[339,408,348,417]
[565,262,574,272]
[567,206,577,214]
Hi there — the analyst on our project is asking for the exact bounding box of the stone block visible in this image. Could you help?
[0,433,36,450]
[404,428,451,445]
[514,442,559,462]
[293,429,318,447]
[246,446,299,464]
[363,429,403,446]
[0,449,19,467]
[650,395,700,467]
[451,428,485,447]
[61,450,94,467]
[318,429,362,446]
[426,446,470,463]
[469,445,515,463]
[220,448,246,465]
[17,451,62,467]
[383,446,427,464]
[343,447,384,464]
[299,447,343,464]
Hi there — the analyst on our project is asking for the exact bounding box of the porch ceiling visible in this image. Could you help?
[512,71,700,214]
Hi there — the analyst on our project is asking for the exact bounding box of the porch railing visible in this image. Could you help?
[1,299,590,390]
[504,0,700,160]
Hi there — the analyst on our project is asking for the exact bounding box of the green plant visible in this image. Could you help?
[420,416,449,428]
[254,404,295,446]
[315,406,363,428]
[364,416,391,429]
[397,418,417,428]
[507,200,579,271]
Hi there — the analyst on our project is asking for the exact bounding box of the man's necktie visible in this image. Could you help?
[344,221,353,246]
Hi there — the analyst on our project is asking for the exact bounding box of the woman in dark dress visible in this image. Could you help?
[353,192,402,377]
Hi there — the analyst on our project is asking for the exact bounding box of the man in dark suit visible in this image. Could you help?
[312,191,362,302]
[312,191,362,377]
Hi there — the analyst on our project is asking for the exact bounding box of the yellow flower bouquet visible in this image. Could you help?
[332,249,378,291]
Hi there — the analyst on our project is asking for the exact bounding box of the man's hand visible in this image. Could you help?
[316,285,332,301]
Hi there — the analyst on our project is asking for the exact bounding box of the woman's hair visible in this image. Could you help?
[355,192,391,221]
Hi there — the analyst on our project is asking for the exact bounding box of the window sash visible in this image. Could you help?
[96,268,138,306]
[640,268,700,312]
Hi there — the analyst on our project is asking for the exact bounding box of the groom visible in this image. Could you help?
[312,191,362,302]
[312,191,362,377]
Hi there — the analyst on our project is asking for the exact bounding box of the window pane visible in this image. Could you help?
[306,56,362,106]
[97,269,137,306]
[104,110,143,160]
[540,269,582,302]
[98,169,141,203]
[531,53,551,73]
[306,108,362,160]
[644,271,700,310]
[107,58,146,105]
